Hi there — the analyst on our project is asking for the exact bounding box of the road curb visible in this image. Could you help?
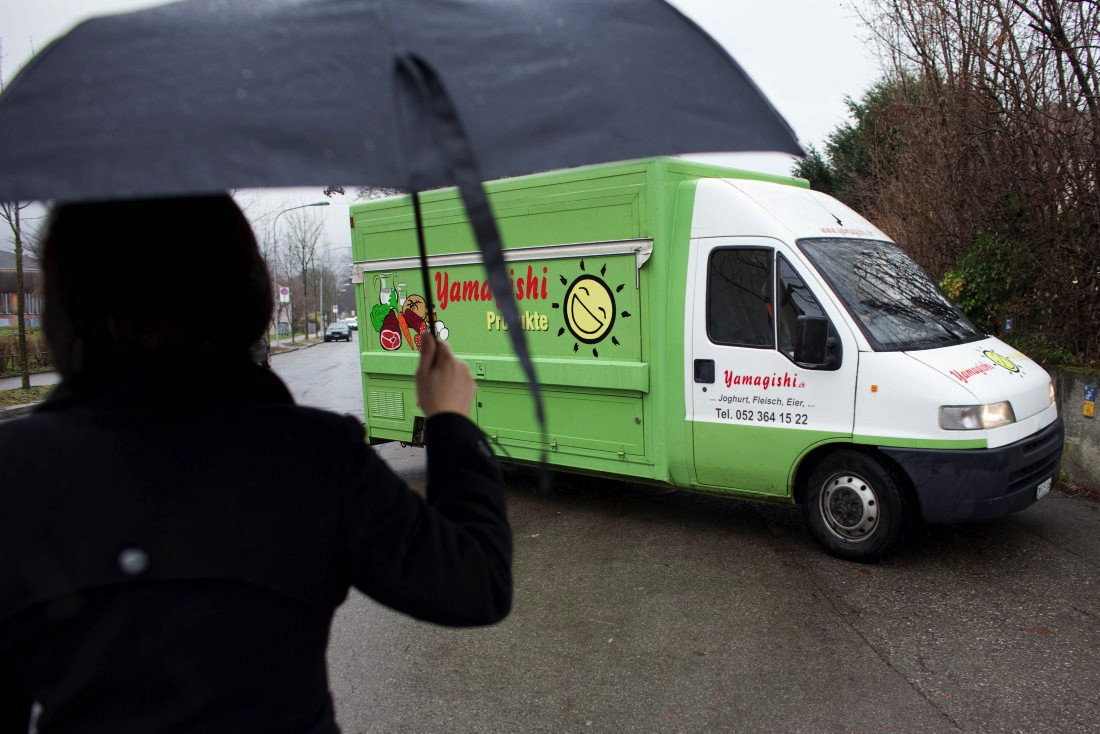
[0,403,39,421]
[271,338,325,356]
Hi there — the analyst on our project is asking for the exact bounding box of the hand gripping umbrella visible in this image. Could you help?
[0,0,803,443]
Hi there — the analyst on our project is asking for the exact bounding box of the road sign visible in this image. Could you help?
[279,286,290,303]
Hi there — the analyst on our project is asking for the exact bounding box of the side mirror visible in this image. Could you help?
[794,315,836,368]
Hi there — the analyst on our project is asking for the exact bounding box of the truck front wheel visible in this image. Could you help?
[803,450,908,562]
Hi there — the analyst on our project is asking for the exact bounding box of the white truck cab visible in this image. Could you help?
[687,178,1062,558]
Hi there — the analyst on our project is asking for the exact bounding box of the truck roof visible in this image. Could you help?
[349,156,807,214]
[349,157,813,263]
[690,177,890,243]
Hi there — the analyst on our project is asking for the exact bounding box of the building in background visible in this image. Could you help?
[0,250,41,328]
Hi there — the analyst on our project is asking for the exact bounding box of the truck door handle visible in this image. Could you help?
[694,359,715,384]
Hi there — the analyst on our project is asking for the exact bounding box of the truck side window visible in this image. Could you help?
[707,248,774,348]
[776,255,826,358]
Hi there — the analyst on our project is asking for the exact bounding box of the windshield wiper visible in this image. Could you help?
[935,321,962,341]
[863,298,930,325]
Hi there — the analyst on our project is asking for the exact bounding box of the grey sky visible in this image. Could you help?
[0,0,882,250]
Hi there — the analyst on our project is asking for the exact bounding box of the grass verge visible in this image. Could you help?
[0,385,52,409]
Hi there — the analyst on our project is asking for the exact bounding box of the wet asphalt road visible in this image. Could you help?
[274,338,1100,733]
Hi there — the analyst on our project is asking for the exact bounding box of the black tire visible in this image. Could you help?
[802,450,909,562]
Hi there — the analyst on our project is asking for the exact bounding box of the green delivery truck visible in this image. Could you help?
[349,158,1063,561]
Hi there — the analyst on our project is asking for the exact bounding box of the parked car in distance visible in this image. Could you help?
[324,322,352,342]
[345,317,358,331]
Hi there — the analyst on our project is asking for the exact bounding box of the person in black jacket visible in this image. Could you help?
[0,195,512,733]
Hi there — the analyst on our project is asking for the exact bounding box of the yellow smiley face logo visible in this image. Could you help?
[983,350,1020,373]
[564,275,616,344]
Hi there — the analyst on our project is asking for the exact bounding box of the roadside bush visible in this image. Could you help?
[941,228,1088,366]
[941,230,1030,330]
[803,1,1099,368]
[0,330,51,377]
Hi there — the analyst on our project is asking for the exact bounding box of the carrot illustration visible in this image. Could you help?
[397,311,415,348]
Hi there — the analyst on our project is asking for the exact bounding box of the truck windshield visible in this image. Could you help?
[797,238,985,352]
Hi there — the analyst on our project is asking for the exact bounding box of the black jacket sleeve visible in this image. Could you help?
[0,651,32,734]
[341,413,512,626]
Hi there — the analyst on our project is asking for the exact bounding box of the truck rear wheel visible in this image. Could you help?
[803,450,908,562]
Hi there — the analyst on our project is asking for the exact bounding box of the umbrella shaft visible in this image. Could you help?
[411,191,437,359]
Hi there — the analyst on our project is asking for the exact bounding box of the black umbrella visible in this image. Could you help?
[0,0,802,439]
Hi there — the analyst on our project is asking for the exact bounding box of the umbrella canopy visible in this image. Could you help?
[0,0,800,201]
[0,0,803,446]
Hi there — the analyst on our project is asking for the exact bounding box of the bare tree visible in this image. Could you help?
[240,197,290,280]
[281,208,325,335]
[843,0,1100,363]
[323,185,402,201]
[1,201,35,389]
[312,244,341,329]
[1,37,51,388]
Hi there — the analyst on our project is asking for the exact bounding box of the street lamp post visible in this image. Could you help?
[318,242,352,333]
[338,284,351,320]
[270,201,329,346]
[319,250,327,334]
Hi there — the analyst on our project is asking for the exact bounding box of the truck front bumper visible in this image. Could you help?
[879,417,1064,524]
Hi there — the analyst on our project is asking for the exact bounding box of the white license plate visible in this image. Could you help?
[1036,478,1052,500]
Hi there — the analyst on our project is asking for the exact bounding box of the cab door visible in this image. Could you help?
[687,238,857,496]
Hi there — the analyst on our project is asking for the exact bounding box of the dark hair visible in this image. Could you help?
[42,195,272,379]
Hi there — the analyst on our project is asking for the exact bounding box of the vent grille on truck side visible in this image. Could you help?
[368,390,405,421]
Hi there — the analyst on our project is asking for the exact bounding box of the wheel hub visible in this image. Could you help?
[821,473,879,543]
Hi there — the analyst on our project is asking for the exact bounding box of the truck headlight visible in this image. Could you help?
[940,401,1016,430]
